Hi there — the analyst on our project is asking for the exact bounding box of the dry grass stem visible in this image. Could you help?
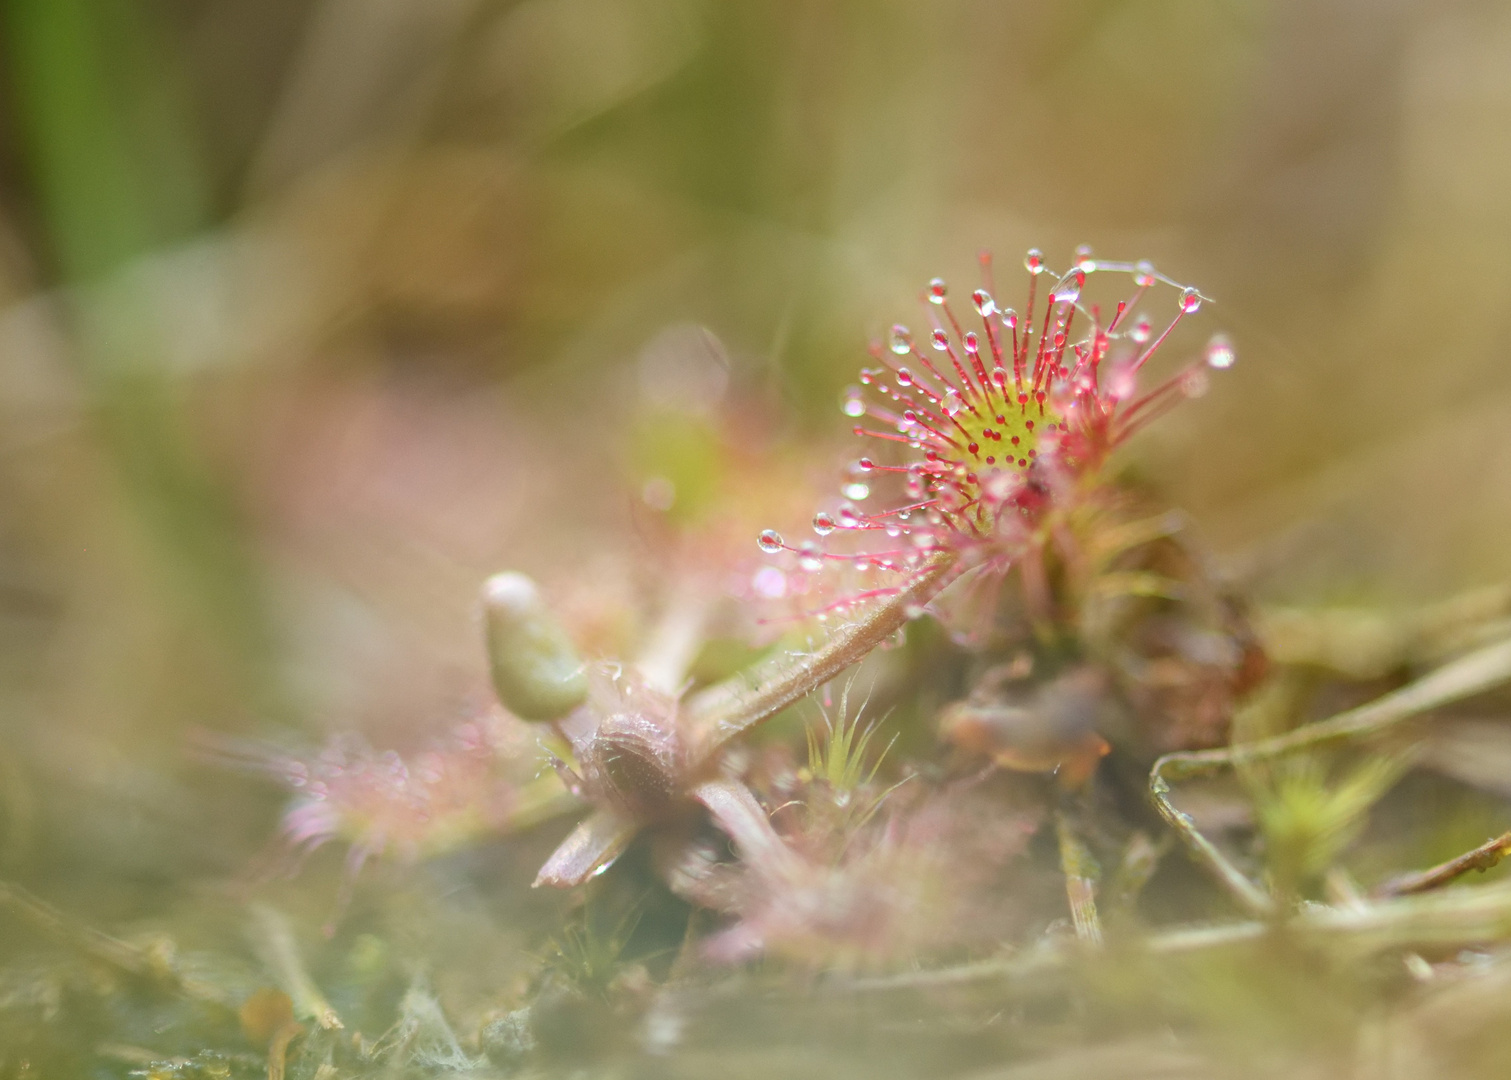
[1149,635,1511,915]
[1375,831,1511,899]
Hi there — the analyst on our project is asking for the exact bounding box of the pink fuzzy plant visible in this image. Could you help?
[215,713,548,917]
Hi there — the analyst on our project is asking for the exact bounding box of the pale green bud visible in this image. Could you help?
[481,572,587,721]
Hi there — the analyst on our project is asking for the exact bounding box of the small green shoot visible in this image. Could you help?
[539,900,645,1000]
[804,682,893,805]
[1247,752,1414,903]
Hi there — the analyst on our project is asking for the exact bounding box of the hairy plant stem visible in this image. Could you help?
[1149,635,1511,918]
[684,552,961,761]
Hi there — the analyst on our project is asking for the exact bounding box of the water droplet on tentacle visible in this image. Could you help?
[1052,269,1085,305]
[757,529,783,554]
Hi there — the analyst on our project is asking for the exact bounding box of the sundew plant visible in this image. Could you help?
[7,247,1511,1080]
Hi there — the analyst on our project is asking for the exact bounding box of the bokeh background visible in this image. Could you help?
[2,0,1511,1015]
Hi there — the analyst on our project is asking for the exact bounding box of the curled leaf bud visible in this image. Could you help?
[587,711,684,820]
[576,664,685,820]
[482,572,587,721]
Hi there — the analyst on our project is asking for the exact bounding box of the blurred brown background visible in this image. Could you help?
[1,0,1510,899]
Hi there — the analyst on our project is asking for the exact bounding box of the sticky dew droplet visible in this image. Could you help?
[844,481,870,500]
[812,511,836,536]
[1180,287,1202,314]
[757,529,783,554]
[1052,269,1084,306]
[927,278,947,304]
[972,289,995,316]
[890,325,913,354]
[841,386,865,417]
[1024,249,1045,275]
